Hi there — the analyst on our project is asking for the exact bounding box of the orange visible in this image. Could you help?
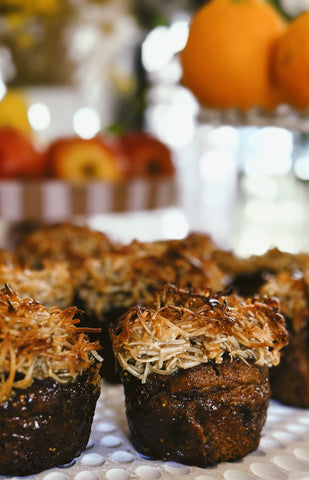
[273,11,309,110]
[181,0,287,111]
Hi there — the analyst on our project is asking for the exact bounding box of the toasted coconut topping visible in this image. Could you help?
[174,231,218,257]
[111,285,288,383]
[75,245,227,320]
[0,285,102,403]
[260,270,309,332]
[16,222,113,269]
[125,232,218,259]
[0,262,74,309]
[213,247,309,278]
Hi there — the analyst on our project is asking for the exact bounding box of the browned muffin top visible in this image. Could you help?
[126,232,219,258]
[260,270,309,332]
[16,222,113,269]
[111,285,288,382]
[0,262,74,310]
[75,243,227,320]
[0,285,102,403]
[213,247,309,278]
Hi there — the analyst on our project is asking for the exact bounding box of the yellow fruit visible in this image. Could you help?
[273,11,309,110]
[45,136,126,183]
[0,90,31,133]
[181,0,287,111]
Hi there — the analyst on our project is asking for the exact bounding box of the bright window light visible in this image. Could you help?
[28,102,51,131]
[244,127,293,176]
[241,175,279,199]
[169,20,189,53]
[71,27,98,59]
[142,26,174,72]
[294,155,309,180]
[73,107,101,139]
[148,103,196,148]
[236,228,274,257]
[199,126,239,154]
[0,79,7,100]
[147,86,199,148]
[161,209,189,239]
[200,150,236,183]
[244,199,303,225]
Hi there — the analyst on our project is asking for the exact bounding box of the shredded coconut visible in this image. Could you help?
[16,222,113,268]
[260,270,309,332]
[75,243,227,320]
[0,262,74,309]
[111,285,288,383]
[0,285,102,403]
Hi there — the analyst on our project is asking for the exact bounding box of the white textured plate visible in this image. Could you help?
[2,383,309,480]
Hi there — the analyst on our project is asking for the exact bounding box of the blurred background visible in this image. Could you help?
[1,0,309,255]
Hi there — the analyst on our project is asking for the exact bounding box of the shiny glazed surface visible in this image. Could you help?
[0,369,100,477]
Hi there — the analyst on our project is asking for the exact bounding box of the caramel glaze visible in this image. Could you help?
[121,358,270,467]
[0,367,100,477]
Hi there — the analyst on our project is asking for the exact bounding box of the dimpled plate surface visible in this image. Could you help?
[2,382,309,480]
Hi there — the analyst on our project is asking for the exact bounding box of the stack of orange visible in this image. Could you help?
[181,0,309,112]
[273,10,309,110]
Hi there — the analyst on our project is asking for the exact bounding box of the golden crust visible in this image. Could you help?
[75,241,227,320]
[111,284,288,382]
[0,262,74,310]
[16,223,113,268]
[0,285,102,403]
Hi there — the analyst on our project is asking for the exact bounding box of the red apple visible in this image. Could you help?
[0,127,46,179]
[119,131,175,179]
[45,135,127,182]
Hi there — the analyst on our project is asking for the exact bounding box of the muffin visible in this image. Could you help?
[0,285,102,477]
[133,231,219,259]
[0,261,75,310]
[16,222,113,269]
[74,237,227,382]
[111,284,288,466]
[260,270,309,407]
[213,247,309,297]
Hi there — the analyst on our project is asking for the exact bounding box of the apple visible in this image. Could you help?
[0,127,46,179]
[45,135,127,183]
[118,131,175,179]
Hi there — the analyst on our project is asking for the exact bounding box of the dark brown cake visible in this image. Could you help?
[260,270,309,407]
[0,285,102,477]
[121,360,269,466]
[0,370,99,477]
[111,285,288,466]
